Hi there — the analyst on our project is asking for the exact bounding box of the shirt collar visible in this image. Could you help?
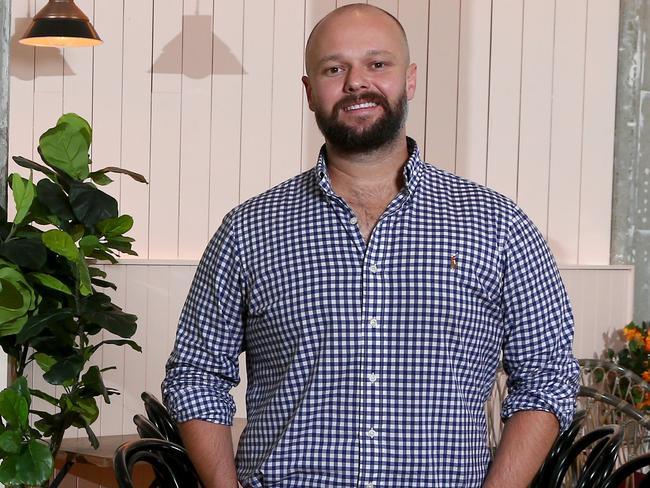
[315,137,424,197]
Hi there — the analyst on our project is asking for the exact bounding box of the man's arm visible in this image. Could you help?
[483,410,558,488]
[179,420,238,488]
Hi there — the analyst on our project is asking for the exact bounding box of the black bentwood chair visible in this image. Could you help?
[133,413,166,440]
[600,452,650,488]
[141,391,184,446]
[547,424,623,488]
[113,438,203,488]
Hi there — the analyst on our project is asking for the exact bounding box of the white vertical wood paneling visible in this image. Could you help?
[455,0,492,185]
[578,0,620,264]
[62,0,94,122]
[547,0,588,264]
[91,0,124,205]
[8,0,35,171]
[270,0,305,186]
[399,0,429,152]
[301,0,335,172]
[209,0,244,233]
[148,0,183,259]
[485,0,523,201]
[425,0,460,172]
[177,0,214,259]
[121,265,148,433]
[516,0,555,236]
[239,0,275,201]
[7,0,622,265]
[120,0,153,258]
[145,266,171,394]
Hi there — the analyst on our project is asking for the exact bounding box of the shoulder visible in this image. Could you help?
[418,162,519,218]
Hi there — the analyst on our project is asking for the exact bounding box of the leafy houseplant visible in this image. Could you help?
[0,113,146,487]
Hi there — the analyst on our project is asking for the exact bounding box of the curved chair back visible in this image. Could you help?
[141,392,184,446]
[600,452,650,488]
[547,424,622,488]
[530,409,587,488]
[113,438,202,488]
[575,424,624,488]
[133,414,165,440]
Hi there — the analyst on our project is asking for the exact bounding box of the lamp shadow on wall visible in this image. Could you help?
[10,17,75,81]
[151,15,245,78]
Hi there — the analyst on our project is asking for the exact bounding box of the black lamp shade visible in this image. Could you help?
[20,0,102,48]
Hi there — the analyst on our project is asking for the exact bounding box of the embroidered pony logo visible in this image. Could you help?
[450,254,458,270]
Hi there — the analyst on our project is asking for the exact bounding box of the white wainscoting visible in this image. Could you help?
[30,260,629,439]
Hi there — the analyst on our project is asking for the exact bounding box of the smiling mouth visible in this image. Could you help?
[343,101,378,112]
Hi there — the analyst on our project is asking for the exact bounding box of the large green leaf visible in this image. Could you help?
[58,113,92,146]
[92,166,148,183]
[36,178,75,222]
[43,354,84,385]
[0,265,37,328]
[16,439,53,485]
[28,272,73,295]
[70,397,99,425]
[0,456,17,483]
[42,229,79,261]
[81,366,111,402]
[0,389,28,429]
[39,122,90,180]
[34,352,56,373]
[12,155,57,180]
[17,309,73,344]
[69,182,118,227]
[10,173,35,225]
[10,377,30,407]
[0,237,48,270]
[97,215,134,237]
[88,306,138,338]
[77,254,93,296]
[92,338,141,353]
[0,430,21,454]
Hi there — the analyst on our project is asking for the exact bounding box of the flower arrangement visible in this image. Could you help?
[607,321,650,409]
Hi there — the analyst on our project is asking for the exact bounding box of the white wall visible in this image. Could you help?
[8,0,620,265]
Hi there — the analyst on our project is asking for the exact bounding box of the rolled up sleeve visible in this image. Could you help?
[162,211,245,426]
[500,209,580,432]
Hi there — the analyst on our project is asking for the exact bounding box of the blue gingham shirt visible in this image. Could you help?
[163,139,579,488]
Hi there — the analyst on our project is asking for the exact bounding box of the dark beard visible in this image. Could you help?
[314,91,408,154]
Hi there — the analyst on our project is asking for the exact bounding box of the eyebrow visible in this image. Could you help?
[316,50,395,66]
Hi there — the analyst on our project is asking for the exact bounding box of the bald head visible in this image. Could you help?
[304,4,410,76]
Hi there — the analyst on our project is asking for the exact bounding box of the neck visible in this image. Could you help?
[325,135,409,197]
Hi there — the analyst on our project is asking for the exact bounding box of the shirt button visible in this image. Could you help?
[368,373,378,383]
[367,428,377,439]
[369,263,379,273]
[350,216,358,225]
[366,483,376,488]
[369,317,379,328]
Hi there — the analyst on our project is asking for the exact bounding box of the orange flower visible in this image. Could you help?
[642,371,650,383]
[623,326,643,343]
[645,336,650,352]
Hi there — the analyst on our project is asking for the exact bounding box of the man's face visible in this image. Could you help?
[302,8,417,154]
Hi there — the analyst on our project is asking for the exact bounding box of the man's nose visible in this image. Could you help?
[344,67,369,92]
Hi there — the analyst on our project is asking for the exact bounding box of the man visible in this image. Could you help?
[163,4,579,487]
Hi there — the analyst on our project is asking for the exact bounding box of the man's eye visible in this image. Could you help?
[372,62,385,69]
[326,67,341,74]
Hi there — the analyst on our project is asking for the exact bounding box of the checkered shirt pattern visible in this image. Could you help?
[162,139,579,488]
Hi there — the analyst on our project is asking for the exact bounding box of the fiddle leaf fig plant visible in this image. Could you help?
[0,113,146,487]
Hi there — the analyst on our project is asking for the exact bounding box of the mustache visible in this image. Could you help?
[333,92,390,114]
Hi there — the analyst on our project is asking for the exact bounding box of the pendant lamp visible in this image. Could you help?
[19,0,102,48]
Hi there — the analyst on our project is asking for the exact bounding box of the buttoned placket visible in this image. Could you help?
[321,167,411,488]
